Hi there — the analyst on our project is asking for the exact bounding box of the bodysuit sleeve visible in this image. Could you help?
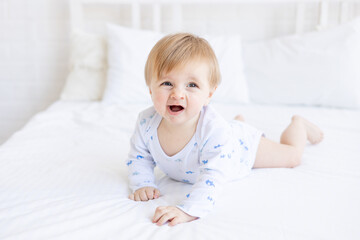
[126,114,157,192]
[176,128,235,218]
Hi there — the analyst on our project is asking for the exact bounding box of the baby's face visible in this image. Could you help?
[149,60,216,126]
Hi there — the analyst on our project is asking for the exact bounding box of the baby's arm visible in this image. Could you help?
[152,136,231,226]
[127,113,159,200]
[151,159,225,226]
[129,186,160,201]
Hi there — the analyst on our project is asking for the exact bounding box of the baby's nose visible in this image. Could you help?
[171,88,185,100]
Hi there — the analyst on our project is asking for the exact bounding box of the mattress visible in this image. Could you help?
[1,101,359,240]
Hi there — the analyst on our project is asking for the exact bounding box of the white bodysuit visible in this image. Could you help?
[126,105,263,218]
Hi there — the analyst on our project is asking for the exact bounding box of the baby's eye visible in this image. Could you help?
[187,83,198,88]
[161,81,172,86]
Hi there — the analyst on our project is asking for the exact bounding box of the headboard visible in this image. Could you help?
[61,0,360,108]
[69,0,360,41]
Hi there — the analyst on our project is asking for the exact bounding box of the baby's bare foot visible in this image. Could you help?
[234,115,245,122]
[292,115,324,144]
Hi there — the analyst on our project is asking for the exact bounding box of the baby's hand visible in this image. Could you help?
[129,187,160,201]
[152,206,198,226]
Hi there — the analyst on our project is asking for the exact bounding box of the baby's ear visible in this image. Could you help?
[209,86,217,98]
[205,86,217,105]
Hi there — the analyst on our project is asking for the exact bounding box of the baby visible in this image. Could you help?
[126,33,323,226]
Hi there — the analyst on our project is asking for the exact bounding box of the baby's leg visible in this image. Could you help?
[252,115,324,168]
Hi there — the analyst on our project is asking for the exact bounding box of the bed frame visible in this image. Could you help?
[69,0,359,40]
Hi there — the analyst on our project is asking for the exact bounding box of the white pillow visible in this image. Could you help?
[103,24,249,105]
[243,17,360,109]
[61,31,107,101]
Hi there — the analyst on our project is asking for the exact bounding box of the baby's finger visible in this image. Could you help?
[145,188,154,199]
[134,193,141,201]
[154,189,160,199]
[169,216,181,227]
[129,194,135,200]
[152,206,166,223]
[139,190,148,201]
[156,212,175,226]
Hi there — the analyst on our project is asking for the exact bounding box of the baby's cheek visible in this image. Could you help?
[154,94,163,102]
[152,95,167,114]
[152,91,166,103]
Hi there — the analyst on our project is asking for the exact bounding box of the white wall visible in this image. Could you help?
[0,0,70,145]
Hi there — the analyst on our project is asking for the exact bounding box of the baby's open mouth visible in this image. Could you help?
[169,105,184,112]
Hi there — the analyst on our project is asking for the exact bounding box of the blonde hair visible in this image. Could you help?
[145,33,221,88]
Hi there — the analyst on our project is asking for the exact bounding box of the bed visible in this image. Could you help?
[1,0,360,239]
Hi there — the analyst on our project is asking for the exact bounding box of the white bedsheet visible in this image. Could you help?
[1,101,360,240]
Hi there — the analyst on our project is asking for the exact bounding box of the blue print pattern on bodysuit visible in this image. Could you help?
[207,196,215,205]
[206,180,215,187]
[239,138,249,151]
